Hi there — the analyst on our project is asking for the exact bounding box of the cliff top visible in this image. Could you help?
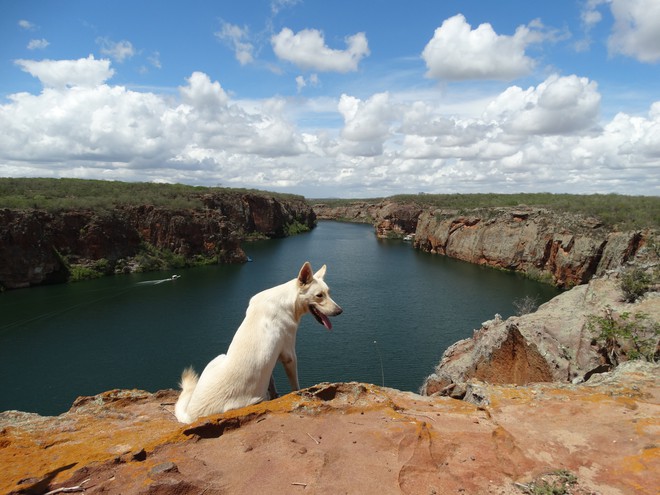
[0,177,306,212]
[312,193,660,230]
[1,362,657,495]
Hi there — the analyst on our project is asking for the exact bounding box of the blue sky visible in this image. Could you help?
[1,0,659,197]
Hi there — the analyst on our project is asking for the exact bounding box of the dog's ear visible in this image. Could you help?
[314,264,327,280]
[298,261,314,286]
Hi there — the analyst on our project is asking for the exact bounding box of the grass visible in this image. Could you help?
[0,177,306,211]
[312,192,660,230]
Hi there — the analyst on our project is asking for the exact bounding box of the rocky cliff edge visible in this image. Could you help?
[0,192,315,290]
[1,361,658,495]
[313,201,657,288]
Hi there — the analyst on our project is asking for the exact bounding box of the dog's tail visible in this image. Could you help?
[174,366,199,423]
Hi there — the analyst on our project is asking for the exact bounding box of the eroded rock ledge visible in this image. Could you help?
[1,363,657,495]
[420,273,659,395]
[313,201,656,288]
[0,192,315,290]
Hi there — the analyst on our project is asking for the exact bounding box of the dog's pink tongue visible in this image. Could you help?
[321,313,332,330]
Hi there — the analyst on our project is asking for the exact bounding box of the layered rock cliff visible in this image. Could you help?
[0,192,315,290]
[313,201,656,288]
[414,206,655,288]
[313,201,423,239]
[1,363,657,495]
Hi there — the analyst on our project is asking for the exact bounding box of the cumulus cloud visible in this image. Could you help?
[608,0,660,63]
[483,74,601,135]
[27,39,49,50]
[14,55,115,88]
[271,28,369,72]
[18,20,36,30]
[0,61,305,186]
[0,57,658,195]
[215,21,255,65]
[337,92,396,156]
[422,14,540,81]
[97,38,136,63]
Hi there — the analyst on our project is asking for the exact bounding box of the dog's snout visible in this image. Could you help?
[334,305,343,316]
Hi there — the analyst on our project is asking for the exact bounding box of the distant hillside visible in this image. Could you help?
[312,192,660,230]
[0,177,305,211]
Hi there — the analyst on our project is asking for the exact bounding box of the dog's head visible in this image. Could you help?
[297,261,342,330]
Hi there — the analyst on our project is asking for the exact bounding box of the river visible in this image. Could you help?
[0,221,561,416]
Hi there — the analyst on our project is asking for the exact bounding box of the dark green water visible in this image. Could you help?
[0,221,561,416]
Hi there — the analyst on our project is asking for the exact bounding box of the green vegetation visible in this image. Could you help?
[313,192,660,230]
[69,264,106,282]
[0,177,305,211]
[620,266,656,303]
[587,307,660,365]
[284,219,312,236]
[516,469,578,495]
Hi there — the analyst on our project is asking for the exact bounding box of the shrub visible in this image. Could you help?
[69,265,104,281]
[284,220,312,236]
[516,469,578,495]
[620,266,653,303]
[587,306,659,365]
[513,295,540,316]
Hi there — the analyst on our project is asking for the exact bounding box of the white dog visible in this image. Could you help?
[175,261,342,423]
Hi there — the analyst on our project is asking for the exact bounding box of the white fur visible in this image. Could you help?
[175,261,342,423]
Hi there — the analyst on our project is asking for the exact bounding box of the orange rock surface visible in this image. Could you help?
[1,362,657,494]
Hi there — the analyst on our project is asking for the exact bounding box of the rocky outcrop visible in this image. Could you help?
[1,363,658,494]
[415,207,654,287]
[313,201,423,239]
[0,192,316,290]
[420,272,660,396]
[313,203,656,286]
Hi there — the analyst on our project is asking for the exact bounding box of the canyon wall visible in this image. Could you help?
[0,192,315,290]
[314,201,656,288]
[313,201,423,238]
[414,206,655,287]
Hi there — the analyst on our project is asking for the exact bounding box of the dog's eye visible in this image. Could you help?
[316,293,324,299]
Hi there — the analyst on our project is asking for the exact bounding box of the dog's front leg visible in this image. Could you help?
[280,351,300,390]
[267,375,278,399]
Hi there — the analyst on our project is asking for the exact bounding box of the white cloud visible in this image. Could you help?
[483,74,601,135]
[422,14,540,81]
[295,75,306,92]
[14,55,115,89]
[148,52,162,69]
[271,28,369,72]
[608,0,660,63]
[0,58,658,196]
[97,38,136,63]
[18,20,36,31]
[215,22,255,65]
[296,73,319,92]
[27,39,50,50]
[337,92,396,156]
[271,0,301,14]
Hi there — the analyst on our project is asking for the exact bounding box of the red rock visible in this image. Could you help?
[1,365,658,494]
[414,206,653,288]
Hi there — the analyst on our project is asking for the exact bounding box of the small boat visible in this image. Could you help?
[403,234,415,242]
